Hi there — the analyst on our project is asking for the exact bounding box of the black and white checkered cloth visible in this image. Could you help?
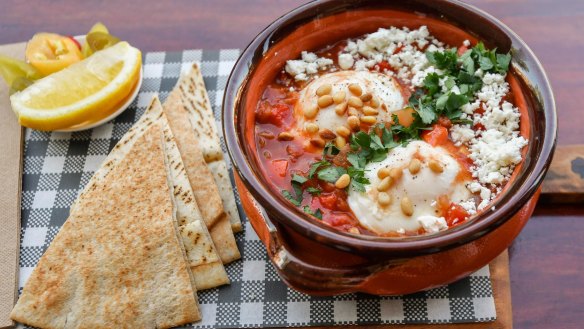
[19,49,496,327]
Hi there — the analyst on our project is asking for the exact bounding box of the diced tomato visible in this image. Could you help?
[319,181,336,193]
[325,213,352,227]
[334,189,350,211]
[318,193,338,210]
[437,116,452,129]
[445,203,470,227]
[474,123,486,131]
[255,102,290,127]
[422,124,449,146]
[393,107,415,127]
[475,104,486,115]
[457,45,469,56]
[286,144,304,159]
[377,60,392,72]
[271,159,288,177]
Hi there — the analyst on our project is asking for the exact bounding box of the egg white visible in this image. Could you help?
[347,141,471,235]
[294,71,405,132]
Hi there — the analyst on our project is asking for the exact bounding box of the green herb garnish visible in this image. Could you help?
[303,206,323,220]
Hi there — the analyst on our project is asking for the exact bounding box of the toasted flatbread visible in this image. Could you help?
[75,96,230,288]
[176,63,223,162]
[163,89,240,264]
[160,116,229,289]
[173,64,243,233]
[11,125,201,328]
[162,89,225,228]
[73,96,163,206]
[208,161,242,232]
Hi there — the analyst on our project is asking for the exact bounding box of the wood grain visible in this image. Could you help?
[1,1,583,329]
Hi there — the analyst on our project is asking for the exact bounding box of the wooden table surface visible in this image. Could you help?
[2,1,583,328]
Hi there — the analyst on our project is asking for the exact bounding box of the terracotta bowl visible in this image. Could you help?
[223,0,557,295]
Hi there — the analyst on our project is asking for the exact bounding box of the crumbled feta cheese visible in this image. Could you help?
[450,124,475,146]
[462,100,481,114]
[446,69,528,208]
[417,216,448,233]
[301,51,318,63]
[305,62,319,74]
[285,52,333,81]
[284,60,307,77]
[316,57,333,68]
[338,53,354,70]
[338,26,443,86]
[463,39,471,47]
[459,199,477,215]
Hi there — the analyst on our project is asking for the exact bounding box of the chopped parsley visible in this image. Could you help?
[303,206,323,220]
[306,187,321,195]
[281,190,301,206]
[399,42,511,140]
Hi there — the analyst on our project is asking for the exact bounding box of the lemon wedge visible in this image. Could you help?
[11,41,141,131]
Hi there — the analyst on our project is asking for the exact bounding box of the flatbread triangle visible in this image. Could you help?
[159,113,230,289]
[11,124,201,328]
[163,89,241,264]
[167,64,243,233]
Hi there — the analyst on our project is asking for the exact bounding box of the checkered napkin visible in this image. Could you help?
[18,49,496,327]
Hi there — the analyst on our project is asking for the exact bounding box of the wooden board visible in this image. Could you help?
[0,42,25,329]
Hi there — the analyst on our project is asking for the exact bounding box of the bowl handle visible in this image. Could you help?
[238,177,404,294]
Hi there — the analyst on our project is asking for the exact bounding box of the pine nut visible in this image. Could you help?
[259,131,275,139]
[333,91,346,104]
[401,196,414,216]
[360,116,377,125]
[348,227,360,234]
[377,176,393,191]
[348,83,362,96]
[335,102,348,115]
[347,107,360,116]
[277,132,294,141]
[336,126,351,138]
[303,104,319,119]
[409,159,421,174]
[370,97,380,108]
[348,96,363,108]
[347,116,360,131]
[378,192,392,206]
[319,129,336,140]
[335,174,351,189]
[310,137,325,148]
[428,159,444,173]
[390,168,403,180]
[305,123,319,134]
[363,106,379,116]
[316,83,332,96]
[360,92,372,102]
[335,136,347,148]
[377,168,391,179]
[318,95,334,108]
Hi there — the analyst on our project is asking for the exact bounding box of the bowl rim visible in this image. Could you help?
[223,0,557,255]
